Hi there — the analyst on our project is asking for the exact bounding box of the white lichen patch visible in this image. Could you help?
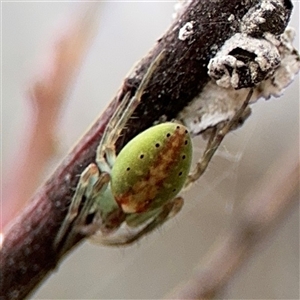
[179,28,300,136]
[208,33,281,89]
[242,0,291,38]
[178,82,252,135]
[178,21,194,41]
[257,27,300,98]
[240,0,278,35]
[228,14,235,22]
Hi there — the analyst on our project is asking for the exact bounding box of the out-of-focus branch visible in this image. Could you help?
[2,4,99,228]
[167,145,299,299]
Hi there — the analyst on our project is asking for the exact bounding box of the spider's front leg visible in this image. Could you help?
[96,50,166,172]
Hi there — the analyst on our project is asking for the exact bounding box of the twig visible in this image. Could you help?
[166,145,299,299]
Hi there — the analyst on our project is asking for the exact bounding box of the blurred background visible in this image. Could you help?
[2,1,299,299]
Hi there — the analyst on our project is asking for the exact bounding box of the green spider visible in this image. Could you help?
[54,50,253,252]
[54,51,193,251]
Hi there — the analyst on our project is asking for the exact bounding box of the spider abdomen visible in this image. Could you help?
[111,122,192,213]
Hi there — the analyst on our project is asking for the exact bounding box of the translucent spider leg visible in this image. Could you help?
[56,172,111,254]
[53,164,109,251]
[98,197,184,246]
[185,88,254,188]
[96,50,166,172]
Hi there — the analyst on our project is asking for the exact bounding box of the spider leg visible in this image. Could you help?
[96,50,166,172]
[185,88,254,188]
[95,197,184,246]
[53,164,109,253]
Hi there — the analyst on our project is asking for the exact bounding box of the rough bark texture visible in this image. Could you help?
[0,1,293,299]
